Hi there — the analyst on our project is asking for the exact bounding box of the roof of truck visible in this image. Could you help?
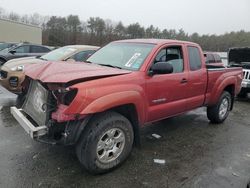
[114,38,198,46]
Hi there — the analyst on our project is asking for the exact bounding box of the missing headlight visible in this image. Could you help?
[53,88,77,105]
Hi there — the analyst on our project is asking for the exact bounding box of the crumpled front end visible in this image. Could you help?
[11,79,89,145]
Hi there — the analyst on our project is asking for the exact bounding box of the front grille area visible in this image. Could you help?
[9,77,18,87]
[0,70,7,78]
[243,69,250,81]
[22,81,50,127]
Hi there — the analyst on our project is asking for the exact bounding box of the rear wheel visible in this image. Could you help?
[207,91,232,124]
[76,111,134,174]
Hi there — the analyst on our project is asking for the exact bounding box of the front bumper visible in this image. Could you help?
[11,106,48,139]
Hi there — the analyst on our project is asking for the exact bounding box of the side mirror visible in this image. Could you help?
[150,62,173,75]
[9,50,16,54]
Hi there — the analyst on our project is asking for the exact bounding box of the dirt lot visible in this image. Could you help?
[0,97,250,188]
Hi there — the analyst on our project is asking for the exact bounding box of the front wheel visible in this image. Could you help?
[76,111,134,174]
[207,91,232,124]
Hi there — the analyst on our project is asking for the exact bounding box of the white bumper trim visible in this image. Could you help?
[10,106,48,139]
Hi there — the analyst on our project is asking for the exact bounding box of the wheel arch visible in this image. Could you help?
[223,84,235,110]
[208,76,236,107]
[109,104,141,147]
[74,103,141,147]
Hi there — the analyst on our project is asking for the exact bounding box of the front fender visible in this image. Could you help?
[80,91,146,123]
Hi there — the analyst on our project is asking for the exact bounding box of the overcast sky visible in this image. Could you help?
[0,0,249,35]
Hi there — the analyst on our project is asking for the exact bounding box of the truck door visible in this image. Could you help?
[186,46,207,110]
[145,45,188,122]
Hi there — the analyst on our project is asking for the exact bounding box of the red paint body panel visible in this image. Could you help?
[23,39,243,126]
[24,61,131,83]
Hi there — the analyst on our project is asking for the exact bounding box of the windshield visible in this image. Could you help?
[0,43,17,53]
[0,43,11,51]
[41,46,78,61]
[87,42,155,70]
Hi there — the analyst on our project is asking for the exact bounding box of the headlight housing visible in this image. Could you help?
[11,65,24,71]
[52,88,78,105]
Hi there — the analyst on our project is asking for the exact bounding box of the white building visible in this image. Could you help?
[0,18,42,44]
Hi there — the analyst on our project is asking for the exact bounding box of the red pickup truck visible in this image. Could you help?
[11,39,242,174]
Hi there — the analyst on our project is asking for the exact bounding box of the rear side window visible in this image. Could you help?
[31,45,50,53]
[188,46,202,71]
[14,45,30,53]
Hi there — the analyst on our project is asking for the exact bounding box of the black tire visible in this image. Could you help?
[207,91,232,124]
[76,111,134,174]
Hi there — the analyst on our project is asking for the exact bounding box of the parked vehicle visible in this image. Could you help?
[0,42,17,51]
[217,52,228,66]
[11,39,242,174]
[204,52,224,66]
[0,45,99,93]
[228,47,250,97]
[0,43,52,65]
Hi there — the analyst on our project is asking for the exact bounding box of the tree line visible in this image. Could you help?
[1,7,250,51]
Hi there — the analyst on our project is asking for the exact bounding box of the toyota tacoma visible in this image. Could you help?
[11,39,243,174]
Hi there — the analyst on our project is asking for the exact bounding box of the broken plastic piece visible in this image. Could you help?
[153,159,166,164]
[152,133,161,139]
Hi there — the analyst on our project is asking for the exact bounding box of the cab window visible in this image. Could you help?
[154,46,184,73]
[188,46,202,71]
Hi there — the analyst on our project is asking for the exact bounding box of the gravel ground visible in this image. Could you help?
[0,97,250,188]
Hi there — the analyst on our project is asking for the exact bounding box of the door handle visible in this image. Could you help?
[180,78,188,84]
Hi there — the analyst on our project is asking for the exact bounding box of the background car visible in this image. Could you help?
[0,42,17,51]
[0,43,52,65]
[0,45,99,93]
[204,52,224,66]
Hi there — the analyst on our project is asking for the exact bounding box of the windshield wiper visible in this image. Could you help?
[98,63,122,69]
[85,60,92,63]
[39,57,47,61]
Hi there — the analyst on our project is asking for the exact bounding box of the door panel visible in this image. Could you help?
[146,73,188,122]
[145,44,190,123]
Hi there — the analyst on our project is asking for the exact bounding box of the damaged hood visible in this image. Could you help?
[24,61,132,83]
